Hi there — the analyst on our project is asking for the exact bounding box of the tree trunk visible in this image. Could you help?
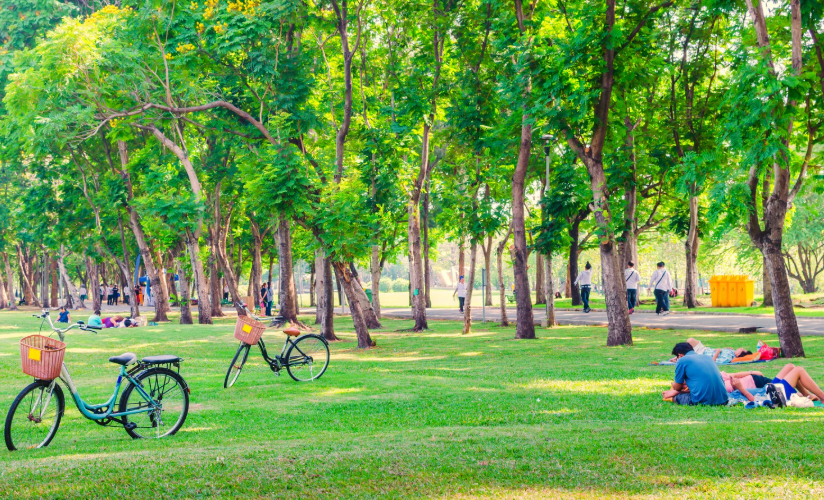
[534,253,546,304]
[315,248,324,325]
[309,260,316,307]
[370,245,382,319]
[544,253,556,327]
[348,264,380,328]
[320,254,337,340]
[50,258,59,307]
[583,158,632,346]
[408,197,428,331]
[683,195,701,308]
[16,246,39,307]
[86,257,100,312]
[3,253,17,310]
[208,255,225,317]
[483,236,493,306]
[423,178,432,309]
[762,255,773,306]
[463,240,478,334]
[512,117,535,339]
[57,246,83,310]
[0,256,8,309]
[184,229,212,324]
[764,238,802,356]
[332,262,374,348]
[249,219,265,309]
[496,228,512,327]
[277,216,299,322]
[176,248,193,325]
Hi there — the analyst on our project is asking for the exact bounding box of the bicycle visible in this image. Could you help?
[4,311,190,451]
[224,303,330,387]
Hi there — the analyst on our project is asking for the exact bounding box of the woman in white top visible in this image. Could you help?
[453,276,467,312]
[624,261,640,313]
[573,262,593,313]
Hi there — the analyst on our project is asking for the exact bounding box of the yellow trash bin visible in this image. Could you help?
[729,275,743,307]
[743,277,754,307]
[717,276,729,307]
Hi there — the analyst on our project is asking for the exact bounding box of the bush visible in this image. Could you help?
[378,279,392,293]
[391,278,409,293]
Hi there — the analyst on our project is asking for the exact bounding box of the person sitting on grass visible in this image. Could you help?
[88,310,103,328]
[727,364,824,403]
[663,342,728,406]
[57,306,70,324]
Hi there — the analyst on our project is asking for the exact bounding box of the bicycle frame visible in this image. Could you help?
[32,311,159,422]
[256,336,300,370]
[55,364,157,421]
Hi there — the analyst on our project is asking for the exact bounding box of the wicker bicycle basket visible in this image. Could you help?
[234,315,266,345]
[20,335,66,380]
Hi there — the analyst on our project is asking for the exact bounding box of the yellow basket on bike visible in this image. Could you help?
[234,315,265,345]
[20,335,66,380]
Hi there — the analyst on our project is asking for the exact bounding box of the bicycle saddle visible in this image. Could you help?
[284,326,301,337]
[109,353,137,366]
[142,355,181,364]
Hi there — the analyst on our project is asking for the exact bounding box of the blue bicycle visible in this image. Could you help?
[4,311,190,451]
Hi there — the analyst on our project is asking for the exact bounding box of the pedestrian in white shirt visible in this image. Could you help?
[79,286,87,301]
[453,276,467,313]
[123,285,130,305]
[574,262,593,313]
[649,261,674,315]
[625,261,640,314]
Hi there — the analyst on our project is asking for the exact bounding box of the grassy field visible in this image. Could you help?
[2,309,824,499]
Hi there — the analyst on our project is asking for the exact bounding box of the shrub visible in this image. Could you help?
[392,278,409,293]
[379,279,392,293]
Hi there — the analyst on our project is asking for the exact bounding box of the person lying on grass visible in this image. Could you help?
[664,342,728,406]
[666,338,752,364]
[722,364,824,403]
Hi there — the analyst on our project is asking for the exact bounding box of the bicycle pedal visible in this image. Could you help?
[124,422,137,430]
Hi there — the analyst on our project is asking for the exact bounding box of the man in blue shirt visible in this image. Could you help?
[668,342,728,406]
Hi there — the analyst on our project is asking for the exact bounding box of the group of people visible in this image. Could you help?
[573,260,675,315]
[664,341,824,406]
[87,310,139,329]
[99,284,125,305]
[261,282,275,316]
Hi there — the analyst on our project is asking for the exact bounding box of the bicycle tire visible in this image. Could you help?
[224,342,251,388]
[5,380,65,451]
[119,367,189,440]
[285,334,330,382]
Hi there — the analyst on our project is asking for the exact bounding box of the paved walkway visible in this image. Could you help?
[380,307,824,337]
[87,303,824,336]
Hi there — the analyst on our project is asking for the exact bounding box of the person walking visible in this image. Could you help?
[223,283,229,302]
[123,284,130,305]
[574,262,593,313]
[99,284,105,305]
[264,283,274,316]
[453,276,467,313]
[649,261,674,315]
[79,286,87,302]
[113,284,119,305]
[625,261,640,314]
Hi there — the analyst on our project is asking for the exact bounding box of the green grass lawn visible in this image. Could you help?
[2,309,824,498]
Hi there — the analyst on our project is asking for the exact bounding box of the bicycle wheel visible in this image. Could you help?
[119,367,189,440]
[5,380,64,451]
[224,342,251,388]
[285,334,330,382]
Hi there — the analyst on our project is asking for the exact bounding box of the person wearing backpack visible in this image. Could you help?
[574,262,593,313]
[649,261,673,315]
[624,261,640,314]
